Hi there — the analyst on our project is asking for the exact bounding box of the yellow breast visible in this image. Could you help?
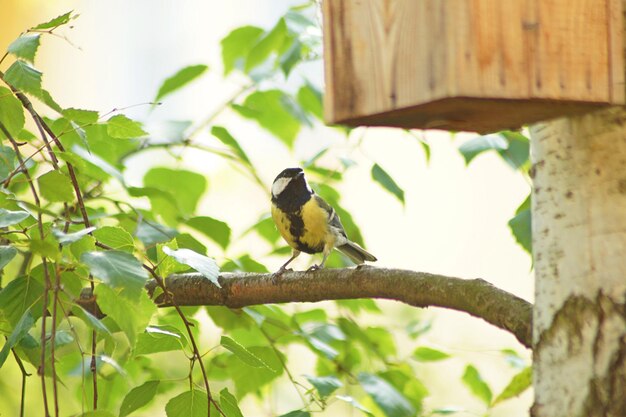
[271,198,333,253]
[299,198,333,249]
[271,204,298,247]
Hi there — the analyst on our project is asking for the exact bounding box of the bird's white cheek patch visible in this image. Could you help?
[303,177,312,194]
[272,177,291,197]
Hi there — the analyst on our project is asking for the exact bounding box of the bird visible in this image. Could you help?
[270,167,376,273]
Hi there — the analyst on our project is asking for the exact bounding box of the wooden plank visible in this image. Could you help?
[532,0,610,101]
[322,0,622,131]
[333,97,604,134]
[608,0,625,103]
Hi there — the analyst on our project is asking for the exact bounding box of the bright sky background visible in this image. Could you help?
[1,1,534,416]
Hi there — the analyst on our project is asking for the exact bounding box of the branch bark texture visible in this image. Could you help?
[81,267,532,348]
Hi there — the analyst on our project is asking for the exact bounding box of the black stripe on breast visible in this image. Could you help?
[286,209,323,254]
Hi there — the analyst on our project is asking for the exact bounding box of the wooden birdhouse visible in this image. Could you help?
[322,0,625,133]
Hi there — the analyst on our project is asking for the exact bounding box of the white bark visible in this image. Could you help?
[530,106,626,417]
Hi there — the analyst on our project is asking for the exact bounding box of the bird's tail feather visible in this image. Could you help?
[337,241,377,264]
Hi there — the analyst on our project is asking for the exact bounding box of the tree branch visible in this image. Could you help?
[79,267,533,348]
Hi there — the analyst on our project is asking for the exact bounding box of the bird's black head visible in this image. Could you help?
[271,167,312,207]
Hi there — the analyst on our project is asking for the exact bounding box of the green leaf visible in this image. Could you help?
[412,347,450,362]
[335,395,373,416]
[37,170,74,202]
[245,215,279,244]
[379,370,427,413]
[225,346,283,397]
[304,337,337,360]
[144,167,207,217]
[31,11,74,30]
[4,61,42,96]
[0,246,17,271]
[0,208,30,227]
[94,285,155,347]
[52,226,96,245]
[245,19,288,72]
[284,9,317,34]
[221,335,274,370]
[135,219,178,247]
[0,275,44,326]
[221,26,265,75]
[162,247,220,287]
[0,87,25,137]
[69,235,96,260]
[8,34,41,62]
[305,375,342,397]
[128,186,177,222]
[30,236,59,259]
[498,131,530,171]
[211,126,251,165]
[78,411,116,417]
[93,226,135,252]
[279,39,302,76]
[335,299,381,315]
[458,135,508,165]
[135,325,185,355]
[278,412,310,417]
[72,306,111,335]
[431,406,465,415]
[186,216,231,250]
[233,90,301,148]
[119,380,160,417]
[493,366,532,405]
[508,195,532,254]
[297,83,323,120]
[219,388,244,417]
[371,163,404,205]
[462,365,493,405]
[501,348,527,369]
[0,310,34,368]
[220,254,269,273]
[71,145,125,184]
[165,389,209,417]
[0,146,16,182]
[155,65,208,102]
[155,241,187,277]
[40,89,63,113]
[175,233,207,254]
[106,114,147,138]
[358,372,416,417]
[81,251,149,297]
[62,108,99,124]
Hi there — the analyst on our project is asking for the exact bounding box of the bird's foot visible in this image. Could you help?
[306,264,321,273]
[271,267,292,284]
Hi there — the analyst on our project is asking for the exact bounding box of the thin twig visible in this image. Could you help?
[260,327,310,408]
[49,266,60,417]
[0,74,101,409]
[0,121,53,416]
[3,141,52,188]
[11,348,30,417]
[141,264,226,417]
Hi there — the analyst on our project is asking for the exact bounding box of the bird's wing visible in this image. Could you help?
[314,195,347,238]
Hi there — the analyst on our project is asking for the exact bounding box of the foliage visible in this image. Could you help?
[0,4,531,417]
[457,131,532,254]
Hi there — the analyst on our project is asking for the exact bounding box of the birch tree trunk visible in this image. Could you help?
[530,106,626,415]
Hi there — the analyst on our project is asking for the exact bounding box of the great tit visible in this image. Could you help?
[271,167,377,272]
